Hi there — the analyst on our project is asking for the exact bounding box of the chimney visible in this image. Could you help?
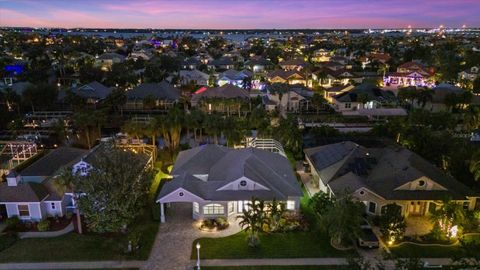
[6,170,21,187]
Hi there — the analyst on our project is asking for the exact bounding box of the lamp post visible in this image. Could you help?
[196,242,201,270]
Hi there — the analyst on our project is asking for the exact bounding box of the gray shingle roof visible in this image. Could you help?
[0,182,49,202]
[159,145,303,201]
[127,81,180,101]
[19,147,88,177]
[334,84,396,103]
[191,84,250,103]
[73,81,112,100]
[305,141,476,201]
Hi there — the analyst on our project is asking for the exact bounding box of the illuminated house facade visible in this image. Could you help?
[156,145,303,223]
[384,61,435,88]
[304,141,478,217]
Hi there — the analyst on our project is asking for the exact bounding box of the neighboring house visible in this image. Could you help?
[412,83,480,112]
[304,141,478,217]
[156,144,303,223]
[264,85,313,112]
[332,83,398,112]
[458,66,479,82]
[217,69,253,87]
[245,57,273,73]
[191,84,250,113]
[279,58,308,71]
[324,84,355,103]
[69,81,112,104]
[267,69,307,86]
[124,81,180,111]
[128,49,154,61]
[94,52,126,71]
[384,61,435,88]
[311,49,331,63]
[181,57,201,70]
[207,57,234,70]
[178,70,209,86]
[0,147,87,221]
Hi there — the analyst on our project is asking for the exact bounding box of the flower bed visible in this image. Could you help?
[4,216,72,233]
[199,217,229,232]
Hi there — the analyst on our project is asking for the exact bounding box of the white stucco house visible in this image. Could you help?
[156,144,303,223]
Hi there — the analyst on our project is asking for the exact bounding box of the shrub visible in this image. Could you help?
[37,219,51,232]
[215,217,229,230]
[200,218,229,230]
[201,219,216,230]
[5,216,20,229]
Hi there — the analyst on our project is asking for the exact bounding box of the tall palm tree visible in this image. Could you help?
[469,151,480,181]
[237,198,268,247]
[54,168,83,234]
[430,198,465,237]
[73,111,97,149]
[267,198,286,232]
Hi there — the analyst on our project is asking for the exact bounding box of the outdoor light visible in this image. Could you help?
[196,242,201,270]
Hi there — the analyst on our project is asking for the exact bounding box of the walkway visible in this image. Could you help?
[141,203,241,270]
[0,260,144,270]
[18,222,74,239]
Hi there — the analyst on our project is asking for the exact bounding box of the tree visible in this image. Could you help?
[464,106,480,131]
[415,88,433,108]
[321,195,364,247]
[311,93,328,114]
[54,169,83,234]
[237,198,268,247]
[73,110,97,149]
[309,191,334,217]
[267,198,286,232]
[72,145,152,233]
[273,115,302,158]
[22,83,58,112]
[469,150,480,181]
[268,83,290,112]
[379,203,406,243]
[430,199,466,238]
[473,76,480,94]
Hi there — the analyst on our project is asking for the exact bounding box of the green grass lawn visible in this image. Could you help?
[202,266,349,270]
[0,214,158,263]
[390,234,480,258]
[191,231,354,260]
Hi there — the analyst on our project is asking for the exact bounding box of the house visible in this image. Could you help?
[267,70,307,86]
[264,85,313,112]
[191,84,250,113]
[458,66,479,82]
[178,70,209,86]
[0,147,87,221]
[332,83,398,112]
[324,84,355,103]
[311,49,331,63]
[94,52,126,71]
[207,57,234,70]
[279,58,308,71]
[245,57,273,73]
[181,57,201,70]
[304,141,478,217]
[124,81,180,111]
[128,49,154,61]
[384,61,435,88]
[156,144,303,223]
[413,83,479,112]
[68,81,112,104]
[217,69,253,87]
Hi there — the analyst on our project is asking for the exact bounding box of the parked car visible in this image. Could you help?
[358,227,379,249]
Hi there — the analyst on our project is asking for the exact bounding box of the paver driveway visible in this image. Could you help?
[142,202,241,270]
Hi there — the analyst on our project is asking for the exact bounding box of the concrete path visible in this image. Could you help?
[18,222,74,239]
[0,260,145,270]
[141,203,241,270]
[197,258,349,267]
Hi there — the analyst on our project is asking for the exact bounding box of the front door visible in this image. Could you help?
[0,204,7,221]
[409,201,425,216]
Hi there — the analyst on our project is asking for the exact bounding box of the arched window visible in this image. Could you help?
[203,204,224,215]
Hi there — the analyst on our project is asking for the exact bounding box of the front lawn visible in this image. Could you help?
[0,214,158,262]
[191,230,353,260]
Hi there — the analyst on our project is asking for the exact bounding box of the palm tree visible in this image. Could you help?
[415,88,434,108]
[54,168,83,234]
[204,113,223,144]
[73,111,97,149]
[464,106,480,131]
[469,151,480,181]
[157,106,184,159]
[267,198,286,232]
[237,198,268,247]
[311,93,328,114]
[268,83,290,113]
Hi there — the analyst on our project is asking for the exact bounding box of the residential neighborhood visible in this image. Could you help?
[1,1,480,270]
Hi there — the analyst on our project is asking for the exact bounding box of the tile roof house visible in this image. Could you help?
[385,61,435,88]
[0,147,87,221]
[124,81,180,111]
[304,141,478,216]
[156,144,303,222]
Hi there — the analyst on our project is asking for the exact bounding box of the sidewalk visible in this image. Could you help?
[0,260,145,270]
[196,258,349,267]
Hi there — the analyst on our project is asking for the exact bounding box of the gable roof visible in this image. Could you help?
[333,84,396,103]
[191,84,250,102]
[305,141,476,200]
[19,147,88,177]
[72,81,112,100]
[158,145,302,201]
[0,182,49,202]
[127,81,180,101]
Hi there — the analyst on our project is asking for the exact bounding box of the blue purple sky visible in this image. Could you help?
[0,0,479,29]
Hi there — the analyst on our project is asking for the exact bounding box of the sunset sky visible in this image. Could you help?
[0,0,479,29]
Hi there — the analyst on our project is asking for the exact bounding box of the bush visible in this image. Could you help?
[37,219,51,232]
[5,216,20,229]
[200,218,230,231]
[215,217,229,230]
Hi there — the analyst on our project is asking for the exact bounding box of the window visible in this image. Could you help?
[228,202,234,213]
[287,200,295,210]
[50,202,56,210]
[463,202,470,210]
[418,180,426,187]
[345,103,351,109]
[368,202,377,214]
[203,204,224,215]
[240,180,247,187]
[18,205,29,217]
[193,202,199,213]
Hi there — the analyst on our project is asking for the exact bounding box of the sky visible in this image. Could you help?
[0,0,479,29]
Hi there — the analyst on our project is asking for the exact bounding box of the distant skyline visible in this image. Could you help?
[0,0,479,29]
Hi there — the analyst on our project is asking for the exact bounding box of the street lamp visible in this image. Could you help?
[196,242,201,270]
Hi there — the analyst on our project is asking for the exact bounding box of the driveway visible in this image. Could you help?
[142,203,241,270]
